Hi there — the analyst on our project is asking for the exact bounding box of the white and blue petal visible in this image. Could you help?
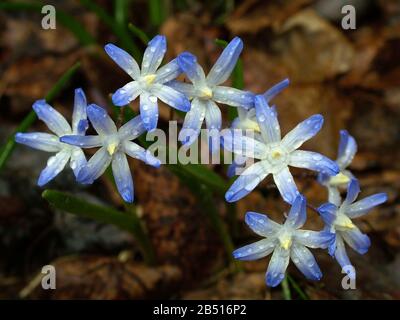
[139,91,159,131]
[265,246,290,287]
[225,161,270,202]
[178,98,206,145]
[334,235,356,280]
[233,239,275,261]
[343,179,360,205]
[77,147,112,184]
[220,129,267,159]
[212,86,254,109]
[37,149,71,186]
[151,84,191,112]
[205,100,221,130]
[72,88,88,135]
[15,132,61,152]
[165,80,196,98]
[60,135,102,148]
[295,230,334,249]
[290,244,322,281]
[289,150,339,176]
[104,43,140,80]
[245,211,281,237]
[346,193,388,218]
[285,194,307,229]
[263,78,290,102]
[112,152,134,203]
[141,35,166,75]
[32,100,71,136]
[227,154,247,177]
[87,104,118,136]
[155,59,181,84]
[123,141,161,167]
[341,227,370,255]
[317,203,337,227]
[337,130,357,169]
[254,95,281,143]
[177,52,206,87]
[272,167,299,204]
[207,37,243,86]
[112,81,142,106]
[281,114,324,152]
[118,115,146,141]
[69,147,87,177]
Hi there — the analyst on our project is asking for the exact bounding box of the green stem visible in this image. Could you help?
[281,275,292,300]
[0,62,81,171]
[287,275,309,300]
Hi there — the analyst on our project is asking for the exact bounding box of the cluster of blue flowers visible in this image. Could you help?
[15,35,387,288]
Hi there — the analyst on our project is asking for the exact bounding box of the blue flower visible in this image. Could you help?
[60,104,160,203]
[222,94,339,204]
[233,195,334,287]
[318,130,357,205]
[318,179,387,280]
[228,79,290,177]
[15,89,89,186]
[167,37,254,146]
[105,35,190,131]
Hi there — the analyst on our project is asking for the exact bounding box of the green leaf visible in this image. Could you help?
[0,2,95,46]
[128,23,150,45]
[148,0,167,28]
[287,275,309,300]
[0,62,81,172]
[42,189,156,265]
[281,275,292,300]
[114,0,129,29]
[80,0,141,60]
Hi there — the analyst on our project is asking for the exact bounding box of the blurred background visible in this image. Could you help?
[0,0,399,299]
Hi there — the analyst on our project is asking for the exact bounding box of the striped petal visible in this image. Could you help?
[112,152,134,203]
[221,129,267,159]
[291,244,322,281]
[140,91,159,131]
[265,246,290,287]
[272,167,299,204]
[245,211,280,237]
[87,104,118,136]
[341,227,370,255]
[337,130,357,169]
[60,135,102,148]
[37,149,70,186]
[33,100,71,136]
[178,98,206,145]
[104,43,140,80]
[254,95,281,143]
[233,239,275,261]
[212,86,254,109]
[15,132,61,152]
[123,141,161,167]
[152,84,191,112]
[285,194,307,229]
[112,81,142,106]
[263,78,290,102]
[346,193,388,218]
[289,150,339,176]
[77,147,112,184]
[72,88,88,135]
[118,115,146,141]
[177,52,206,87]
[155,59,181,84]
[141,35,166,75]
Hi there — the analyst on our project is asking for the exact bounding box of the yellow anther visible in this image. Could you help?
[279,235,292,250]
[201,87,213,98]
[107,143,118,155]
[271,150,282,159]
[335,214,355,229]
[329,172,350,186]
[144,74,156,85]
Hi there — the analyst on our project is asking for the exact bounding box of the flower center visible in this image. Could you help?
[263,145,288,173]
[278,232,292,250]
[105,136,120,156]
[329,172,350,187]
[199,86,213,99]
[334,213,355,230]
[142,74,156,85]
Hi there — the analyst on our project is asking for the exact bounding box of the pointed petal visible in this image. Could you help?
[60,135,102,148]
[178,98,206,145]
[347,193,388,218]
[334,235,356,280]
[32,100,71,136]
[295,230,334,249]
[112,152,134,203]
[118,115,146,141]
[72,88,88,134]
[112,81,142,106]
[263,78,290,102]
[141,35,166,75]
[155,59,181,84]
[212,86,254,109]
[69,147,87,177]
[225,161,270,202]
[104,43,140,79]
[123,141,161,167]
[289,150,339,176]
[165,80,195,98]
[281,114,324,152]
[87,104,117,136]
[245,211,281,237]
[341,227,370,255]
[207,37,243,86]
[272,167,299,204]
[265,246,290,287]
[205,100,221,130]
[37,149,70,186]
[220,129,267,159]
[140,92,159,131]
[233,239,275,261]
[254,95,281,143]
[317,203,338,227]
[227,155,247,178]
[343,179,360,205]
[291,244,322,281]
[77,147,112,184]
[15,132,61,152]
[152,84,190,112]
[328,186,342,206]
[337,130,357,169]
[177,52,206,87]
[285,194,307,229]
